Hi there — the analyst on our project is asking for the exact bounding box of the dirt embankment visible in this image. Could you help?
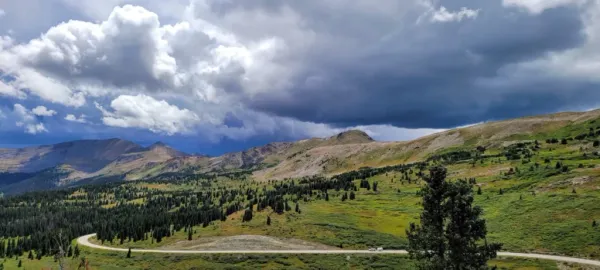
[159,235,338,251]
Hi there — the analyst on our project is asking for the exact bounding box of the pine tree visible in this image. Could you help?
[373,182,378,192]
[188,228,193,241]
[242,208,253,222]
[477,186,482,195]
[74,245,80,258]
[126,248,132,258]
[407,166,501,269]
[592,220,597,227]
[267,216,271,226]
[67,245,72,257]
[295,203,301,213]
[349,191,356,200]
[27,251,33,260]
[17,260,21,268]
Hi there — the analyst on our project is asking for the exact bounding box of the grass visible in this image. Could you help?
[95,134,600,261]
[2,246,581,270]
[22,118,600,269]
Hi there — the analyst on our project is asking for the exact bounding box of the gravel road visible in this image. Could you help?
[77,234,600,267]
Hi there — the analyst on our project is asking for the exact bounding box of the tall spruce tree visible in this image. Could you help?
[407,166,502,269]
[74,245,80,258]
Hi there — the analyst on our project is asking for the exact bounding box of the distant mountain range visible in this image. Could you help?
[2,109,600,195]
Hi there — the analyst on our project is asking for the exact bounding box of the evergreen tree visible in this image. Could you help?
[188,228,193,241]
[27,251,33,260]
[67,246,72,257]
[17,260,21,268]
[295,203,301,213]
[126,248,131,258]
[373,182,378,192]
[477,186,482,195]
[592,220,597,227]
[407,166,501,269]
[74,245,80,258]
[349,191,356,200]
[267,216,271,226]
[242,208,253,222]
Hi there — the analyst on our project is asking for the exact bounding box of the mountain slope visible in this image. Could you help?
[0,139,144,173]
[2,109,600,194]
[253,109,600,179]
[0,140,189,194]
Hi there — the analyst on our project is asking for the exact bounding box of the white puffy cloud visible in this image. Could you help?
[503,0,586,14]
[13,104,48,134]
[22,123,48,134]
[0,79,26,99]
[98,94,201,135]
[430,7,480,23]
[64,114,87,123]
[4,5,181,90]
[31,106,57,116]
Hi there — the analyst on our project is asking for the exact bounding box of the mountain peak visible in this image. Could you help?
[149,141,168,149]
[147,142,188,157]
[328,130,374,144]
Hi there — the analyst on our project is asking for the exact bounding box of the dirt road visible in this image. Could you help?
[77,234,600,267]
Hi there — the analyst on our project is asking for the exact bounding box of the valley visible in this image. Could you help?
[2,109,600,269]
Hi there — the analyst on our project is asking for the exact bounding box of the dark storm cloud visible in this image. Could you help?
[208,0,592,129]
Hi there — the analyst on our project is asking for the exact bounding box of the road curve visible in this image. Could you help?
[77,234,600,267]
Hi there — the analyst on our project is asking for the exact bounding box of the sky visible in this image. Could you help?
[0,0,599,155]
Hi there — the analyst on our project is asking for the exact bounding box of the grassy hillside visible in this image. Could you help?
[3,109,600,196]
[5,246,572,270]
[4,109,600,268]
[90,113,600,260]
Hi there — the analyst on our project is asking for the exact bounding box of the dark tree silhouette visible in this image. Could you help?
[242,208,253,222]
[407,166,501,269]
